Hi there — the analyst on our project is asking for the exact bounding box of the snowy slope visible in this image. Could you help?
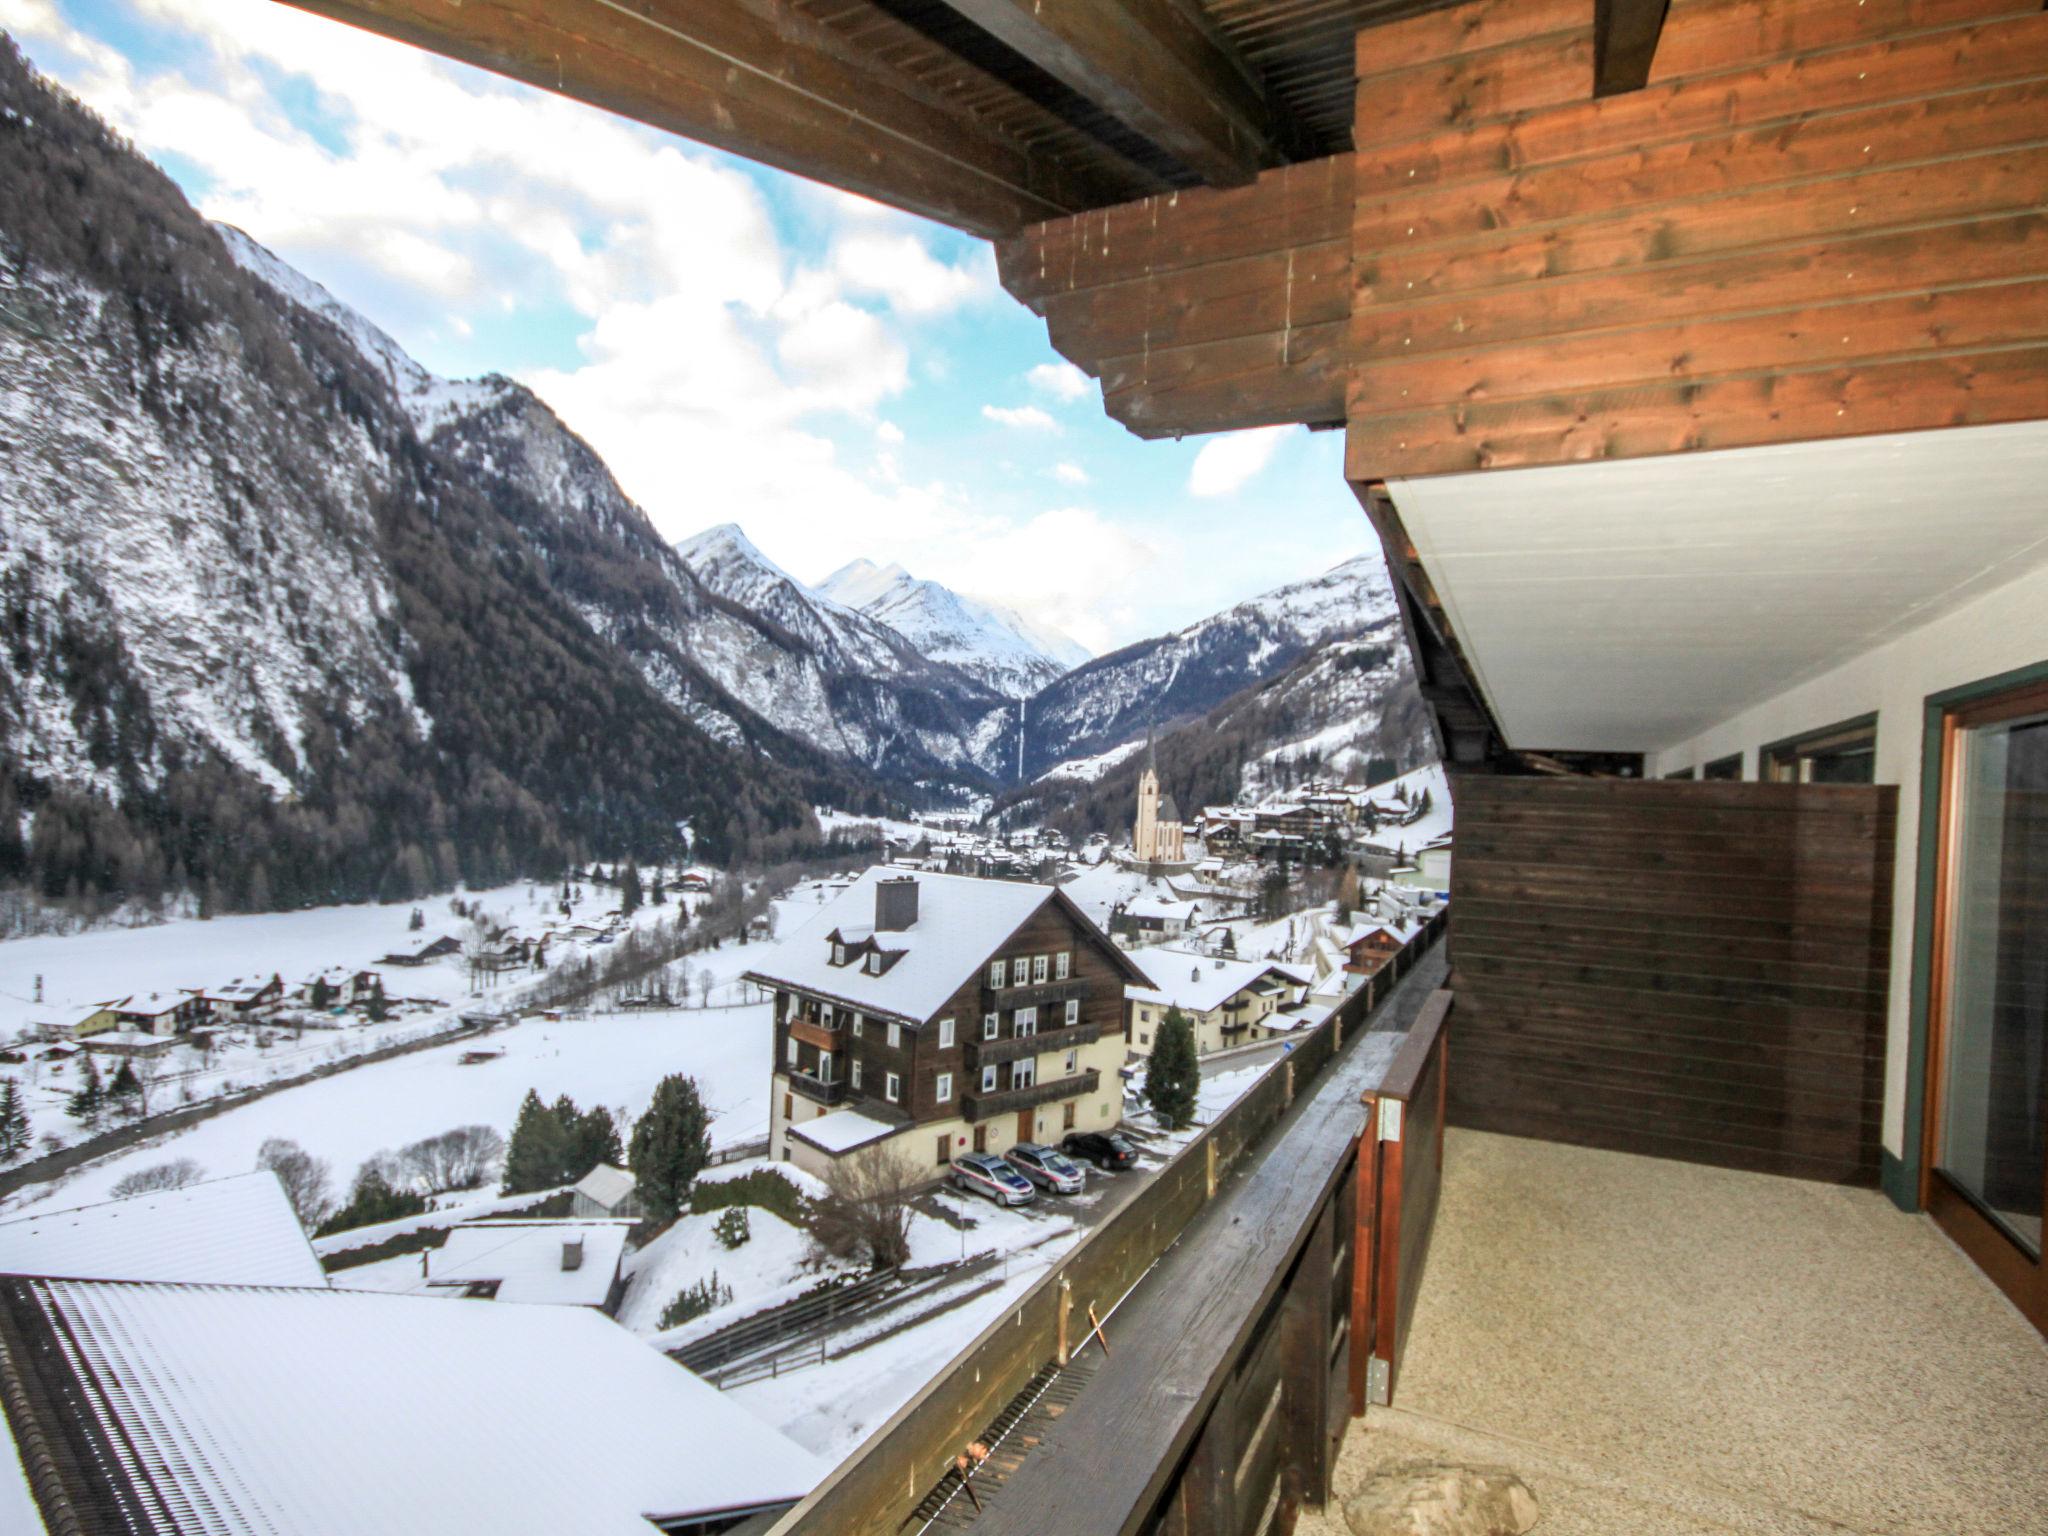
[816,558,1089,699]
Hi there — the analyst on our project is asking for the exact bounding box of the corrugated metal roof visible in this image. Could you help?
[15,1276,824,1534]
[0,1172,326,1290]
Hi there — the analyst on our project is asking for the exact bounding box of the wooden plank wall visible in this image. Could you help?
[993,155,1353,438]
[1345,0,2048,480]
[1449,778,1895,1184]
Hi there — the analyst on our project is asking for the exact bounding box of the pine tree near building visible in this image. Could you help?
[630,1074,711,1220]
[67,1057,105,1130]
[502,1089,568,1194]
[107,1058,142,1120]
[620,861,642,918]
[1146,1007,1200,1130]
[310,976,333,1010]
[0,1079,29,1163]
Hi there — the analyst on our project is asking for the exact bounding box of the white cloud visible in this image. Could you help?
[982,404,1058,432]
[1188,426,1292,498]
[875,421,905,446]
[929,507,1158,655]
[829,233,991,317]
[1050,461,1089,486]
[1026,362,1092,403]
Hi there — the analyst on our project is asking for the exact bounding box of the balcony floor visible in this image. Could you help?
[1304,1130,2048,1536]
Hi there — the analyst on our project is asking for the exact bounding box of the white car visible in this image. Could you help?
[951,1152,1036,1206]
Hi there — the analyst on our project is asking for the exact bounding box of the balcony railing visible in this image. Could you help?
[968,1019,1101,1069]
[788,1071,845,1107]
[962,1069,1099,1123]
[981,976,1085,1012]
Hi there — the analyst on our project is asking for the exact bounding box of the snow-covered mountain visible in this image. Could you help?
[815,558,1088,699]
[1009,553,1404,782]
[0,45,873,913]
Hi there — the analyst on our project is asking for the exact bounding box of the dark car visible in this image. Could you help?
[1062,1130,1140,1171]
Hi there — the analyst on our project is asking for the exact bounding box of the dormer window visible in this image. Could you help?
[832,942,847,966]
[865,951,883,975]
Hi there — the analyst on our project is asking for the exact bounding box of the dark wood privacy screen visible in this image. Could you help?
[1449,777,1895,1183]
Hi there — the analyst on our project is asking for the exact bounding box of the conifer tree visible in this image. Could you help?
[0,1079,29,1163]
[629,1075,711,1220]
[1145,1007,1201,1131]
[620,860,643,918]
[108,1057,142,1119]
[502,1088,567,1194]
[67,1056,105,1130]
[573,1105,625,1180]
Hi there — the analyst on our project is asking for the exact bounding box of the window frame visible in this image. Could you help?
[938,1017,955,1049]
[885,1071,901,1103]
[1055,951,1070,981]
[989,958,1007,988]
[935,1071,953,1104]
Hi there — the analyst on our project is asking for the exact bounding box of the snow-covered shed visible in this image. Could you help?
[572,1161,643,1220]
[0,1171,327,1289]
[0,1276,826,1534]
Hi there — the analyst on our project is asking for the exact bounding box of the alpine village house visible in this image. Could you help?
[747,870,1154,1177]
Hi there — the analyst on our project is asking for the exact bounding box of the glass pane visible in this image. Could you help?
[1938,710,2048,1259]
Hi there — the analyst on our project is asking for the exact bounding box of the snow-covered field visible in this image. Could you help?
[1,1001,772,1219]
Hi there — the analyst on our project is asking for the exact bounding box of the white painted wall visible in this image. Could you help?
[1650,560,2048,1157]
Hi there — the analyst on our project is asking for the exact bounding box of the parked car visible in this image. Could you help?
[951,1152,1036,1206]
[1005,1142,1085,1194]
[1062,1131,1141,1171]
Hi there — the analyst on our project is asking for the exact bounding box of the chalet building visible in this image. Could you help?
[745,870,1153,1178]
[1119,895,1202,938]
[379,935,461,967]
[1340,923,1407,978]
[201,974,283,1020]
[1125,956,1310,1057]
[73,991,208,1040]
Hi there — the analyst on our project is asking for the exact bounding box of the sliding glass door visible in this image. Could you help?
[1926,680,2048,1330]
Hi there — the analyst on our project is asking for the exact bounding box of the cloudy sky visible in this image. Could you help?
[4,0,1374,654]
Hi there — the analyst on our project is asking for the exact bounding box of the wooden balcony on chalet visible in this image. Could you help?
[968,1019,1100,1069]
[982,977,1084,1014]
[962,1069,1099,1124]
[786,1018,840,1052]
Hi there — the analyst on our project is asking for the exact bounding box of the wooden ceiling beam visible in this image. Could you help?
[271,0,1133,237]
[1593,0,1672,95]
[933,0,1287,186]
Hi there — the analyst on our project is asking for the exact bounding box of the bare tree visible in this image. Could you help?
[399,1125,505,1194]
[809,1145,920,1270]
[256,1138,334,1230]
[696,967,715,1008]
[110,1158,206,1199]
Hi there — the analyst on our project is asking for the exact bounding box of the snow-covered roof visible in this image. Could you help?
[1127,896,1200,922]
[0,1172,326,1289]
[1126,954,1307,1015]
[789,1106,901,1155]
[574,1162,638,1209]
[743,868,1065,1022]
[98,991,188,1017]
[0,1276,825,1533]
[417,1220,631,1306]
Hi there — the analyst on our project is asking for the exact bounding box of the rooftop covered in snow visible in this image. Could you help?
[743,868,1145,1024]
[0,1275,826,1535]
[789,1106,900,1156]
[1126,954,1309,1016]
[0,1171,326,1289]
[420,1219,631,1307]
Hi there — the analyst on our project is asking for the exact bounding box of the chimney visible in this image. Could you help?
[561,1236,585,1273]
[875,876,919,932]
